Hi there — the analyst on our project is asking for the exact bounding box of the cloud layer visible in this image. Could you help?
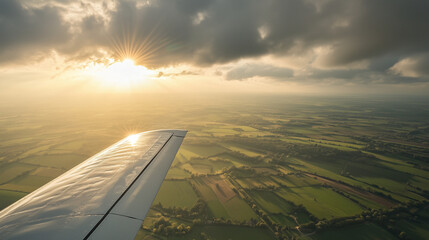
[1,0,429,83]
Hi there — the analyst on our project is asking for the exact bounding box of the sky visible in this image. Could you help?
[1,0,429,97]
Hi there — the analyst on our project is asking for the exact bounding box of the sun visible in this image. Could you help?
[86,58,156,90]
[121,58,135,67]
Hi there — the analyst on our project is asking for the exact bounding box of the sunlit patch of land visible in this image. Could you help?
[0,94,428,240]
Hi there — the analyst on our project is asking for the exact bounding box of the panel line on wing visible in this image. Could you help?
[110,213,143,221]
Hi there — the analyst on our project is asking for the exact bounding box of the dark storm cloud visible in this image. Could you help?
[0,0,70,64]
[320,0,429,67]
[98,0,429,71]
[1,0,429,82]
[98,0,267,67]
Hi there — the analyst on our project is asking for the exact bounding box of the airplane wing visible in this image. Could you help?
[0,129,187,240]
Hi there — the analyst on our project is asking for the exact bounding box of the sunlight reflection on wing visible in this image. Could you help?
[127,134,140,146]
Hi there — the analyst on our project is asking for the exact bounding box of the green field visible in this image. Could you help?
[269,214,297,227]
[223,196,258,221]
[394,219,429,240]
[208,159,235,172]
[11,175,52,190]
[276,186,364,219]
[183,144,227,157]
[236,177,280,189]
[192,177,257,221]
[215,152,249,167]
[31,167,65,178]
[153,180,198,208]
[0,190,27,210]
[21,154,87,169]
[249,190,294,215]
[272,174,320,188]
[165,167,191,179]
[0,163,34,184]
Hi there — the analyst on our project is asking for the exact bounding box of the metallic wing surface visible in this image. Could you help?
[0,129,187,240]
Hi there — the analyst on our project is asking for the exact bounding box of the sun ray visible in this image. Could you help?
[82,16,179,90]
[107,19,174,67]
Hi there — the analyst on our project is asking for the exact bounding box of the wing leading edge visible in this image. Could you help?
[0,129,187,240]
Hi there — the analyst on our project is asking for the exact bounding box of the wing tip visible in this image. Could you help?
[141,129,187,137]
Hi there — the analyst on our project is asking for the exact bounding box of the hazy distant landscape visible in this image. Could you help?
[0,94,427,240]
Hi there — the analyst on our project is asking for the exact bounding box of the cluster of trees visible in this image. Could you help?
[198,232,210,240]
[151,217,191,236]
[272,224,298,240]
[153,200,209,220]
[150,200,209,237]
[227,150,264,164]
[226,166,256,177]
[200,216,263,227]
[366,202,427,239]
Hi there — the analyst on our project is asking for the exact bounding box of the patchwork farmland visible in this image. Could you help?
[0,95,428,239]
